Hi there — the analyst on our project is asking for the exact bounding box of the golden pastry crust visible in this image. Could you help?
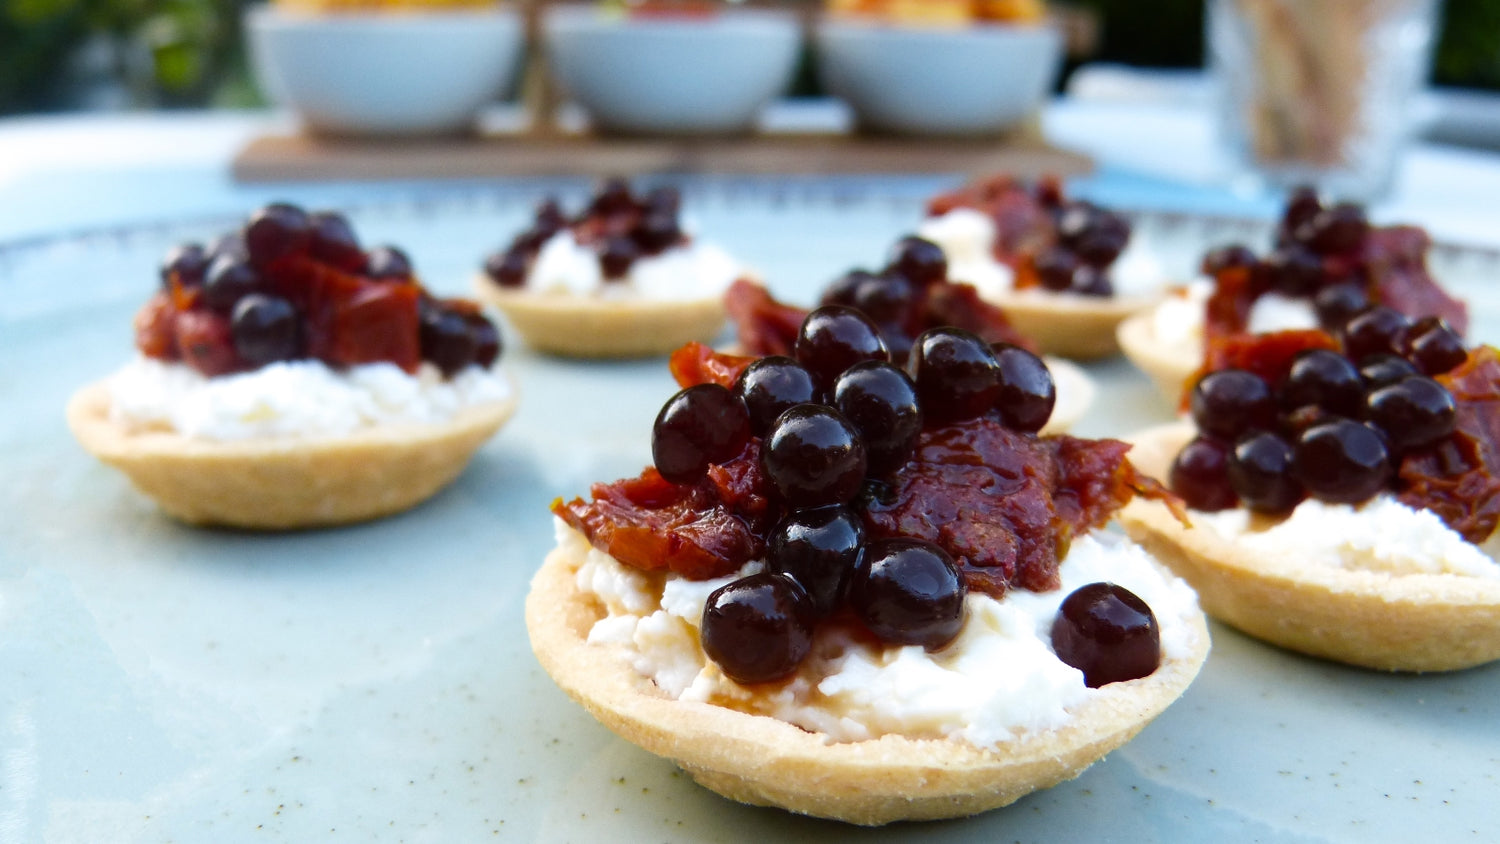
[525,532,1211,825]
[1115,310,1196,405]
[1119,422,1500,672]
[991,292,1159,361]
[475,276,729,358]
[67,379,516,530]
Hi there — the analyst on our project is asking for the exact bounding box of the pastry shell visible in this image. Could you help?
[991,291,1159,361]
[1115,310,1196,406]
[67,379,517,530]
[525,532,1211,825]
[475,277,728,358]
[1119,422,1500,672]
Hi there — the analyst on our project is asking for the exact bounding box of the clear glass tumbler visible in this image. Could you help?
[1207,0,1438,200]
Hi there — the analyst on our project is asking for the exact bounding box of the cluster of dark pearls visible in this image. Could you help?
[1171,306,1466,513]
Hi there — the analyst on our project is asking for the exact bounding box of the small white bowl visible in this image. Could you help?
[246,4,524,136]
[816,18,1062,136]
[544,5,801,135]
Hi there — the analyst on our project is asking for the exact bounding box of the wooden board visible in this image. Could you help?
[231,130,1091,183]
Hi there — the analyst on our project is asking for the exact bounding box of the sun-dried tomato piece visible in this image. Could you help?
[724,278,804,357]
[926,174,1059,264]
[669,341,756,390]
[280,254,421,372]
[1195,329,1340,400]
[1365,225,1469,336]
[1397,347,1500,543]
[134,292,180,361]
[174,308,243,376]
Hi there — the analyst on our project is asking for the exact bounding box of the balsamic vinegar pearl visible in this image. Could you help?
[1403,316,1467,376]
[1228,432,1304,513]
[1293,419,1391,504]
[1263,245,1323,296]
[484,249,529,288]
[1073,210,1131,267]
[993,344,1055,433]
[1201,243,1257,276]
[767,506,864,617]
[1034,246,1080,292]
[701,573,815,685]
[1358,354,1419,389]
[591,177,637,216]
[794,305,888,391]
[1169,436,1237,511]
[761,404,868,508]
[202,254,264,312]
[832,361,922,476]
[632,211,681,254]
[160,243,208,289]
[886,235,948,288]
[652,384,752,484]
[535,197,567,231]
[420,306,479,376]
[1279,186,1323,243]
[851,272,915,325]
[1303,202,1369,256]
[1313,281,1370,330]
[1341,305,1412,361]
[733,356,818,435]
[848,538,966,649]
[599,236,640,280]
[230,294,300,365]
[468,313,502,368]
[1051,583,1160,688]
[822,269,875,307]
[365,245,414,280]
[1070,265,1113,297]
[1280,349,1364,416]
[245,203,312,269]
[308,210,366,272]
[1189,369,1275,441]
[1365,376,1457,452]
[208,230,249,262]
[909,327,1001,424]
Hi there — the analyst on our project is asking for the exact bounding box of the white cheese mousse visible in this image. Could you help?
[564,519,1203,749]
[106,356,513,441]
[525,230,742,301]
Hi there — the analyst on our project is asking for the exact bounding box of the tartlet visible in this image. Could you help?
[71,203,515,529]
[919,175,1165,360]
[475,180,746,358]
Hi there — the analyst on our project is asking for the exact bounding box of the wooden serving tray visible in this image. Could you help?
[230,128,1091,183]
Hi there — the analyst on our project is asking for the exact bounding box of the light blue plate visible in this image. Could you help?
[2,184,1498,842]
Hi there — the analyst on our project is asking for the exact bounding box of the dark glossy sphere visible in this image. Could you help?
[1189,369,1276,441]
[848,538,966,649]
[1070,265,1113,297]
[1293,419,1391,503]
[632,211,681,254]
[599,236,640,280]
[365,245,413,280]
[852,272,915,325]
[1358,353,1419,389]
[886,235,948,288]
[484,249,529,288]
[732,356,818,435]
[1051,583,1161,688]
[1341,305,1412,361]
[821,269,875,307]
[1313,281,1371,329]
[1201,243,1258,276]
[590,177,637,216]
[701,573,815,685]
[1403,316,1468,376]
[1055,202,1099,245]
[1303,202,1369,256]
[767,506,864,617]
[160,243,208,289]
[1263,245,1323,296]
[1279,186,1323,243]
[832,361,922,476]
[1169,436,1237,511]
[468,313,502,368]
[794,305,889,391]
[761,404,868,508]
[1072,210,1131,267]
[652,384,752,485]
[1228,432,1303,513]
[1365,376,1457,452]
[1034,246,1080,292]
[420,306,479,376]
[307,211,365,272]
[230,294,300,365]
[207,230,248,262]
[202,254,264,312]
[909,328,1002,424]
[992,344,1056,432]
[1280,349,1364,416]
[534,197,567,231]
[643,185,681,216]
[245,203,311,268]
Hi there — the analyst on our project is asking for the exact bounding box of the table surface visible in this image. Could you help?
[3,99,1500,844]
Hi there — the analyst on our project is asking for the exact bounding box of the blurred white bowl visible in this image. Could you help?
[247,4,523,136]
[816,19,1062,136]
[544,5,801,136]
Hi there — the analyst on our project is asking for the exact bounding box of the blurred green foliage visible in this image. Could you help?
[1,0,1497,114]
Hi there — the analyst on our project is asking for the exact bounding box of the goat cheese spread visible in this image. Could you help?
[918,207,1167,300]
[1191,495,1500,579]
[1147,281,1319,358]
[564,520,1202,748]
[526,230,741,301]
[106,356,511,441]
